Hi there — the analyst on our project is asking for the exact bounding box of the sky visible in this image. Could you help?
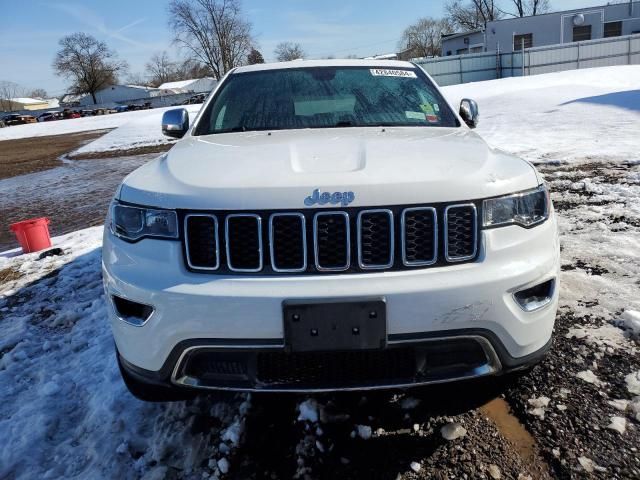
[0,0,610,96]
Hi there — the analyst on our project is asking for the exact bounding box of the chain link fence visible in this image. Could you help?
[415,33,640,86]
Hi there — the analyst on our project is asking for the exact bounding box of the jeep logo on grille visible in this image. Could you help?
[304,189,355,207]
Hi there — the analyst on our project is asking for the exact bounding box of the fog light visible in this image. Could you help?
[111,295,154,326]
[514,279,555,312]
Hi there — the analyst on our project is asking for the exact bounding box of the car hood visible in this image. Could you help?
[119,127,539,210]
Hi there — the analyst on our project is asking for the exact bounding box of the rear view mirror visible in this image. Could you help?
[459,98,479,129]
[162,108,189,138]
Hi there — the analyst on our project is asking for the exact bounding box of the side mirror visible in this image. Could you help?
[459,98,479,129]
[162,108,189,138]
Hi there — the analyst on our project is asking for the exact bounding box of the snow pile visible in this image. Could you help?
[0,108,177,142]
[72,104,202,155]
[527,396,551,419]
[442,65,640,163]
[576,370,604,386]
[566,324,632,351]
[619,310,640,337]
[626,370,640,395]
[0,228,249,479]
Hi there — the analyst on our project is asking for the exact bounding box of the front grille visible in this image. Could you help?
[184,215,219,269]
[174,338,494,390]
[314,212,350,271]
[358,210,394,269]
[445,204,477,261]
[225,214,262,271]
[256,349,416,386]
[182,202,479,275]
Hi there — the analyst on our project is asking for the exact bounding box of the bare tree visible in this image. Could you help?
[274,42,305,62]
[126,72,151,87]
[399,17,454,58]
[445,0,502,30]
[175,58,213,80]
[53,32,127,105]
[28,88,48,99]
[146,51,178,86]
[0,81,24,112]
[505,0,550,17]
[247,48,264,64]
[168,0,254,79]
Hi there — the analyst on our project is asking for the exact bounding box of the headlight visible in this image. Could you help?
[110,201,178,241]
[483,185,549,228]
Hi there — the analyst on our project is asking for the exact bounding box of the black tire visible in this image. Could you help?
[117,354,197,402]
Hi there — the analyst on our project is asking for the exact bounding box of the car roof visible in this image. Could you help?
[232,58,417,75]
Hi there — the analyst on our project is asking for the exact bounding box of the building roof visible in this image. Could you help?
[123,84,158,91]
[9,97,48,105]
[233,59,416,74]
[158,78,214,89]
[441,29,483,41]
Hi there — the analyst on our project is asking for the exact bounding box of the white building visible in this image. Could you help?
[75,85,160,107]
[158,78,216,94]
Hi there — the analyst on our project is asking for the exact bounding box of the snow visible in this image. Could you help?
[72,104,202,155]
[442,65,640,164]
[626,371,640,395]
[0,228,249,479]
[620,310,640,337]
[567,325,632,351]
[355,424,372,440]
[527,396,551,419]
[0,105,201,144]
[606,416,626,434]
[578,456,606,473]
[607,399,629,412]
[576,370,604,386]
[297,399,319,423]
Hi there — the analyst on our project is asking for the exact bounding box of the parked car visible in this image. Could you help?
[114,105,128,113]
[182,93,207,105]
[80,110,95,117]
[37,111,63,122]
[104,60,559,401]
[62,109,81,119]
[3,114,37,126]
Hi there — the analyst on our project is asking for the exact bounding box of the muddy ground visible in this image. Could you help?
[1,148,639,478]
[0,131,109,179]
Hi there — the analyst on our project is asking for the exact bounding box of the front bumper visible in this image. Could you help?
[103,215,559,391]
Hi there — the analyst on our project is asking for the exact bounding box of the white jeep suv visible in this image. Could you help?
[102,60,559,400]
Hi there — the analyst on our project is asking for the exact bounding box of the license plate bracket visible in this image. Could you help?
[283,298,386,352]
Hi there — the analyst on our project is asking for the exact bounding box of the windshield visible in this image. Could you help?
[194,66,459,135]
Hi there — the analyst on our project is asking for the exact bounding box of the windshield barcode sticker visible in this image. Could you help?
[370,69,417,78]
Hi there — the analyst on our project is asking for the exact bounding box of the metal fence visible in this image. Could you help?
[415,33,640,86]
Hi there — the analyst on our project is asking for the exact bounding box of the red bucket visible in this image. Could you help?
[10,217,52,254]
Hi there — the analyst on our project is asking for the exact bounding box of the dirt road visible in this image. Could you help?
[0,130,111,179]
[0,153,156,251]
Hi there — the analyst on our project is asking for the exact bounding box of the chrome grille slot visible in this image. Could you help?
[401,207,437,266]
[225,214,263,272]
[445,204,477,262]
[184,214,219,270]
[183,202,479,275]
[314,212,350,271]
[358,209,394,269]
[269,213,306,272]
